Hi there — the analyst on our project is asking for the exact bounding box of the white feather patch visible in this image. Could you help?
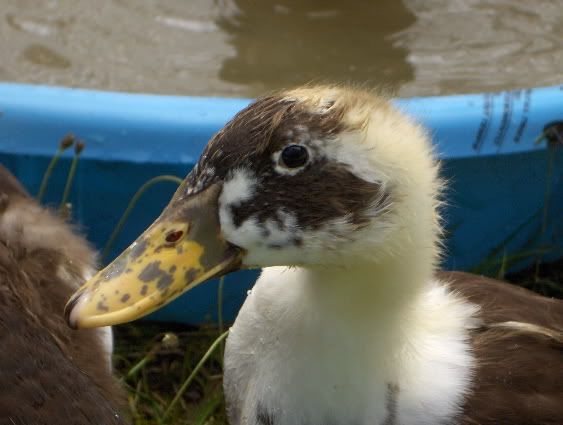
[224,270,477,425]
[219,169,257,207]
[219,168,260,252]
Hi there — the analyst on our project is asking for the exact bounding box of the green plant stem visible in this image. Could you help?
[37,135,75,202]
[194,389,224,425]
[59,151,81,212]
[471,209,541,275]
[102,175,182,261]
[126,343,161,380]
[163,330,229,420]
[37,150,63,202]
[496,250,506,280]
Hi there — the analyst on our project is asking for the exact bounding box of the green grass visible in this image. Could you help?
[113,323,229,425]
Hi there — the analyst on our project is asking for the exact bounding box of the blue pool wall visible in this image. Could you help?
[1,83,561,324]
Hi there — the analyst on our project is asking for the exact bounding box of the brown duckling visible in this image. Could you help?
[0,165,127,424]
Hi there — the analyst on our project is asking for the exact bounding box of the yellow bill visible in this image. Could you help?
[65,183,244,329]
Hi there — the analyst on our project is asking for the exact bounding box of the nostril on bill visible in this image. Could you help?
[165,230,184,244]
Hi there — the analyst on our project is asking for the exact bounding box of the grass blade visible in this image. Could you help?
[163,330,229,420]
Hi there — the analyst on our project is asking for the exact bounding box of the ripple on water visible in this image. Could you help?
[6,14,56,37]
[22,44,71,69]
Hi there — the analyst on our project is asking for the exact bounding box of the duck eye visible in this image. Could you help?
[281,145,309,168]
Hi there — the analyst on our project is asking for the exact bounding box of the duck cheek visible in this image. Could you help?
[218,213,305,268]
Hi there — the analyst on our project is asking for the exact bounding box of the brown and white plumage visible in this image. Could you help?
[0,166,127,424]
[65,86,563,425]
[208,87,563,425]
[444,272,563,424]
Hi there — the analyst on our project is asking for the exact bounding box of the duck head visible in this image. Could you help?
[65,86,441,329]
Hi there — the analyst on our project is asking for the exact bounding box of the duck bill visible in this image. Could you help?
[65,183,243,329]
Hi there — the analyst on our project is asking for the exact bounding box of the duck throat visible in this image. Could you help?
[301,253,435,324]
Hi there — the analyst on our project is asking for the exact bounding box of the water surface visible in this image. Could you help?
[0,0,561,97]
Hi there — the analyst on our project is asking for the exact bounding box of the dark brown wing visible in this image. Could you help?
[439,271,563,425]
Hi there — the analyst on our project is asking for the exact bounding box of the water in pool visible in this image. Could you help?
[1,0,562,97]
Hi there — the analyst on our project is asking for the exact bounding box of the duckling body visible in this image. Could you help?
[0,166,127,424]
[65,86,563,425]
[213,89,563,425]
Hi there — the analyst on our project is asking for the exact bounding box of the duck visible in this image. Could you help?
[65,86,563,425]
[0,165,127,424]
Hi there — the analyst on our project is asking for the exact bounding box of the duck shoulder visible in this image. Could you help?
[438,271,563,425]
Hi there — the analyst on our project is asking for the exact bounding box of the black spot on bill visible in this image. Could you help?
[138,261,164,282]
[157,274,174,290]
[97,300,109,312]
